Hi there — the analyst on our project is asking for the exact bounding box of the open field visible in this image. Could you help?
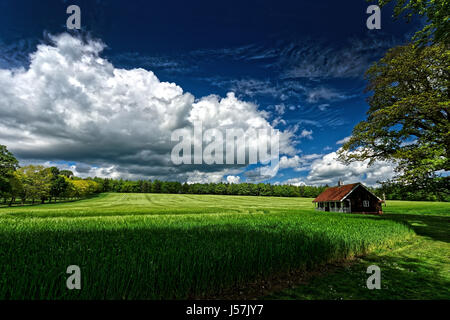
[0,193,447,299]
[268,201,450,299]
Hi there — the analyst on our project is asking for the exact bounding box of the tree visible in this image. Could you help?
[0,145,19,175]
[4,172,24,206]
[47,167,67,202]
[62,177,76,199]
[59,170,74,178]
[17,165,53,204]
[50,175,69,202]
[237,183,250,196]
[374,0,450,44]
[338,43,449,194]
[226,183,239,195]
[0,145,19,200]
[214,183,227,195]
[141,180,150,193]
[120,181,137,193]
[70,179,99,198]
[152,180,162,193]
[258,183,273,196]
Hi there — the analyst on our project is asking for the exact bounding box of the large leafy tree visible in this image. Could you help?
[7,172,24,206]
[375,0,450,44]
[338,43,449,194]
[48,167,69,202]
[17,165,53,204]
[0,145,19,199]
[0,145,18,174]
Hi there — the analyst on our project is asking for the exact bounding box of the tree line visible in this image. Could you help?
[1,145,447,206]
[2,164,100,206]
[92,178,329,198]
[0,145,329,206]
[93,178,448,201]
[377,180,449,202]
[0,145,100,205]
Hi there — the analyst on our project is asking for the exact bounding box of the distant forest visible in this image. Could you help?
[2,166,448,206]
[89,176,449,202]
[1,145,448,206]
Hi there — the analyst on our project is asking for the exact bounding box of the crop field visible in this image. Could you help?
[1,193,444,300]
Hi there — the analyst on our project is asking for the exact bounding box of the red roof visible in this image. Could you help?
[312,183,359,202]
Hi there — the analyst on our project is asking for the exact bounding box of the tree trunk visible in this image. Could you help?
[8,197,15,206]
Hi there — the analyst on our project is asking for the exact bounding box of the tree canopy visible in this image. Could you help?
[0,145,19,198]
[338,43,449,194]
[0,145,18,176]
[374,0,450,44]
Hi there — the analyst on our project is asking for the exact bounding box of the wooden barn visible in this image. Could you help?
[312,181,383,215]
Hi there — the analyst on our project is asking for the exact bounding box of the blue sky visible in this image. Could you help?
[0,0,421,185]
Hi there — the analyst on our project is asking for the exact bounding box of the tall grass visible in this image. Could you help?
[0,193,415,299]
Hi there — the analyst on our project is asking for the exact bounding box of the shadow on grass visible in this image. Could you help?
[266,210,450,299]
[382,213,450,243]
[330,211,450,243]
[266,248,450,300]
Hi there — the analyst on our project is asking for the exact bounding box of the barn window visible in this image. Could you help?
[363,200,369,207]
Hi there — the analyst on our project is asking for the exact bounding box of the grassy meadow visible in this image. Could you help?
[0,193,448,299]
[268,200,450,299]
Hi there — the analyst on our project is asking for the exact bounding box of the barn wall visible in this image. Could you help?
[348,185,381,214]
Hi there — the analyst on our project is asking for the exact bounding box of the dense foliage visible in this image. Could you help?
[91,177,328,198]
[0,146,19,202]
[0,193,416,299]
[339,43,449,197]
[341,1,449,198]
[3,165,100,206]
[375,0,450,44]
[377,180,450,201]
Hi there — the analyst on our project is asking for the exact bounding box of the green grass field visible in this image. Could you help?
[0,193,448,300]
[267,200,450,299]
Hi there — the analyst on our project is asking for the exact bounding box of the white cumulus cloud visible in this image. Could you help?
[0,33,296,182]
[306,149,396,186]
[336,136,351,145]
[226,175,241,184]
